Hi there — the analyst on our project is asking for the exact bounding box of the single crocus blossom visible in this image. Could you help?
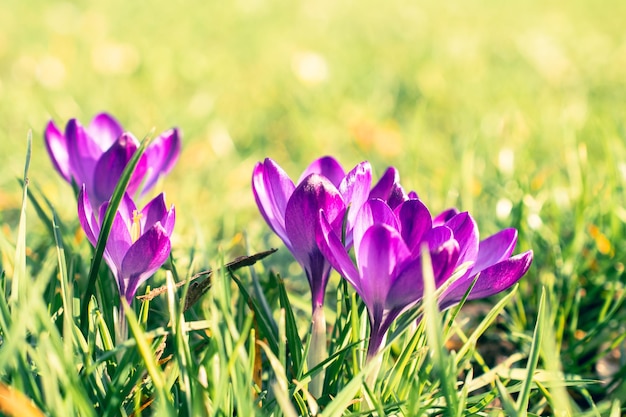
[45,112,181,208]
[318,198,533,360]
[77,185,175,304]
[252,156,371,397]
[252,156,372,310]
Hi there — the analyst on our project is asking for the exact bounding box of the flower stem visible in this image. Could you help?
[364,325,386,389]
[308,304,327,398]
[116,303,128,344]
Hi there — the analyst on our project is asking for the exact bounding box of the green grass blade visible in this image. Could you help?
[495,376,520,417]
[231,273,279,352]
[123,298,175,416]
[422,244,459,415]
[276,273,304,377]
[516,287,547,415]
[10,131,31,305]
[455,285,519,362]
[317,353,381,417]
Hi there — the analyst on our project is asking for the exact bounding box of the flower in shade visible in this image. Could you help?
[45,112,181,208]
[317,197,533,358]
[78,185,175,304]
[252,156,372,310]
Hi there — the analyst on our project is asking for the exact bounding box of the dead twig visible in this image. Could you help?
[136,248,277,312]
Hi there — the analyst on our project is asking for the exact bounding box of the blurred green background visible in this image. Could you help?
[1,0,626,256]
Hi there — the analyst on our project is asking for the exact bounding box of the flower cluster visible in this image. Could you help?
[253,156,533,360]
[45,113,179,304]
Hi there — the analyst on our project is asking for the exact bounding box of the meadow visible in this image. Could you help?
[1,0,626,415]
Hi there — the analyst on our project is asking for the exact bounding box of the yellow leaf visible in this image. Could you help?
[0,382,45,417]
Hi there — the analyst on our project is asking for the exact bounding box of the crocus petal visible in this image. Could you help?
[121,223,172,303]
[433,208,460,226]
[369,167,398,200]
[338,161,372,238]
[384,258,425,311]
[298,156,345,188]
[439,251,533,310]
[445,212,479,268]
[140,193,175,236]
[141,193,169,230]
[395,199,432,253]
[92,133,146,208]
[252,159,296,247]
[317,210,361,290]
[387,186,409,210]
[44,121,71,182]
[105,210,133,274]
[369,166,408,209]
[285,174,345,260]
[141,128,182,194]
[388,230,460,308]
[161,206,176,236]
[77,185,99,247]
[78,186,124,286]
[87,113,124,150]
[353,199,398,260]
[95,193,136,278]
[357,224,411,309]
[415,226,462,285]
[115,191,139,228]
[285,174,345,304]
[98,203,108,225]
[473,228,518,273]
[430,236,462,286]
[66,119,101,190]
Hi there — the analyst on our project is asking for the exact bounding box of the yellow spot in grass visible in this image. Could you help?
[74,226,84,244]
[588,224,612,256]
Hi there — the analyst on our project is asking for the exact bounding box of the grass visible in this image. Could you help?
[2,0,626,415]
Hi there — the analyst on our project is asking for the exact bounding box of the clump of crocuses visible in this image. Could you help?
[45,112,181,208]
[77,185,175,305]
[252,156,372,396]
[253,157,533,391]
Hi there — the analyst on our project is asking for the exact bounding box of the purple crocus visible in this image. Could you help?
[252,156,372,310]
[252,156,371,396]
[317,198,533,360]
[45,112,181,208]
[77,185,175,304]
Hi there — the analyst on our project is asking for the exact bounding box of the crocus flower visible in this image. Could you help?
[317,198,533,360]
[252,156,372,310]
[77,185,175,304]
[45,112,181,208]
[252,156,371,397]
